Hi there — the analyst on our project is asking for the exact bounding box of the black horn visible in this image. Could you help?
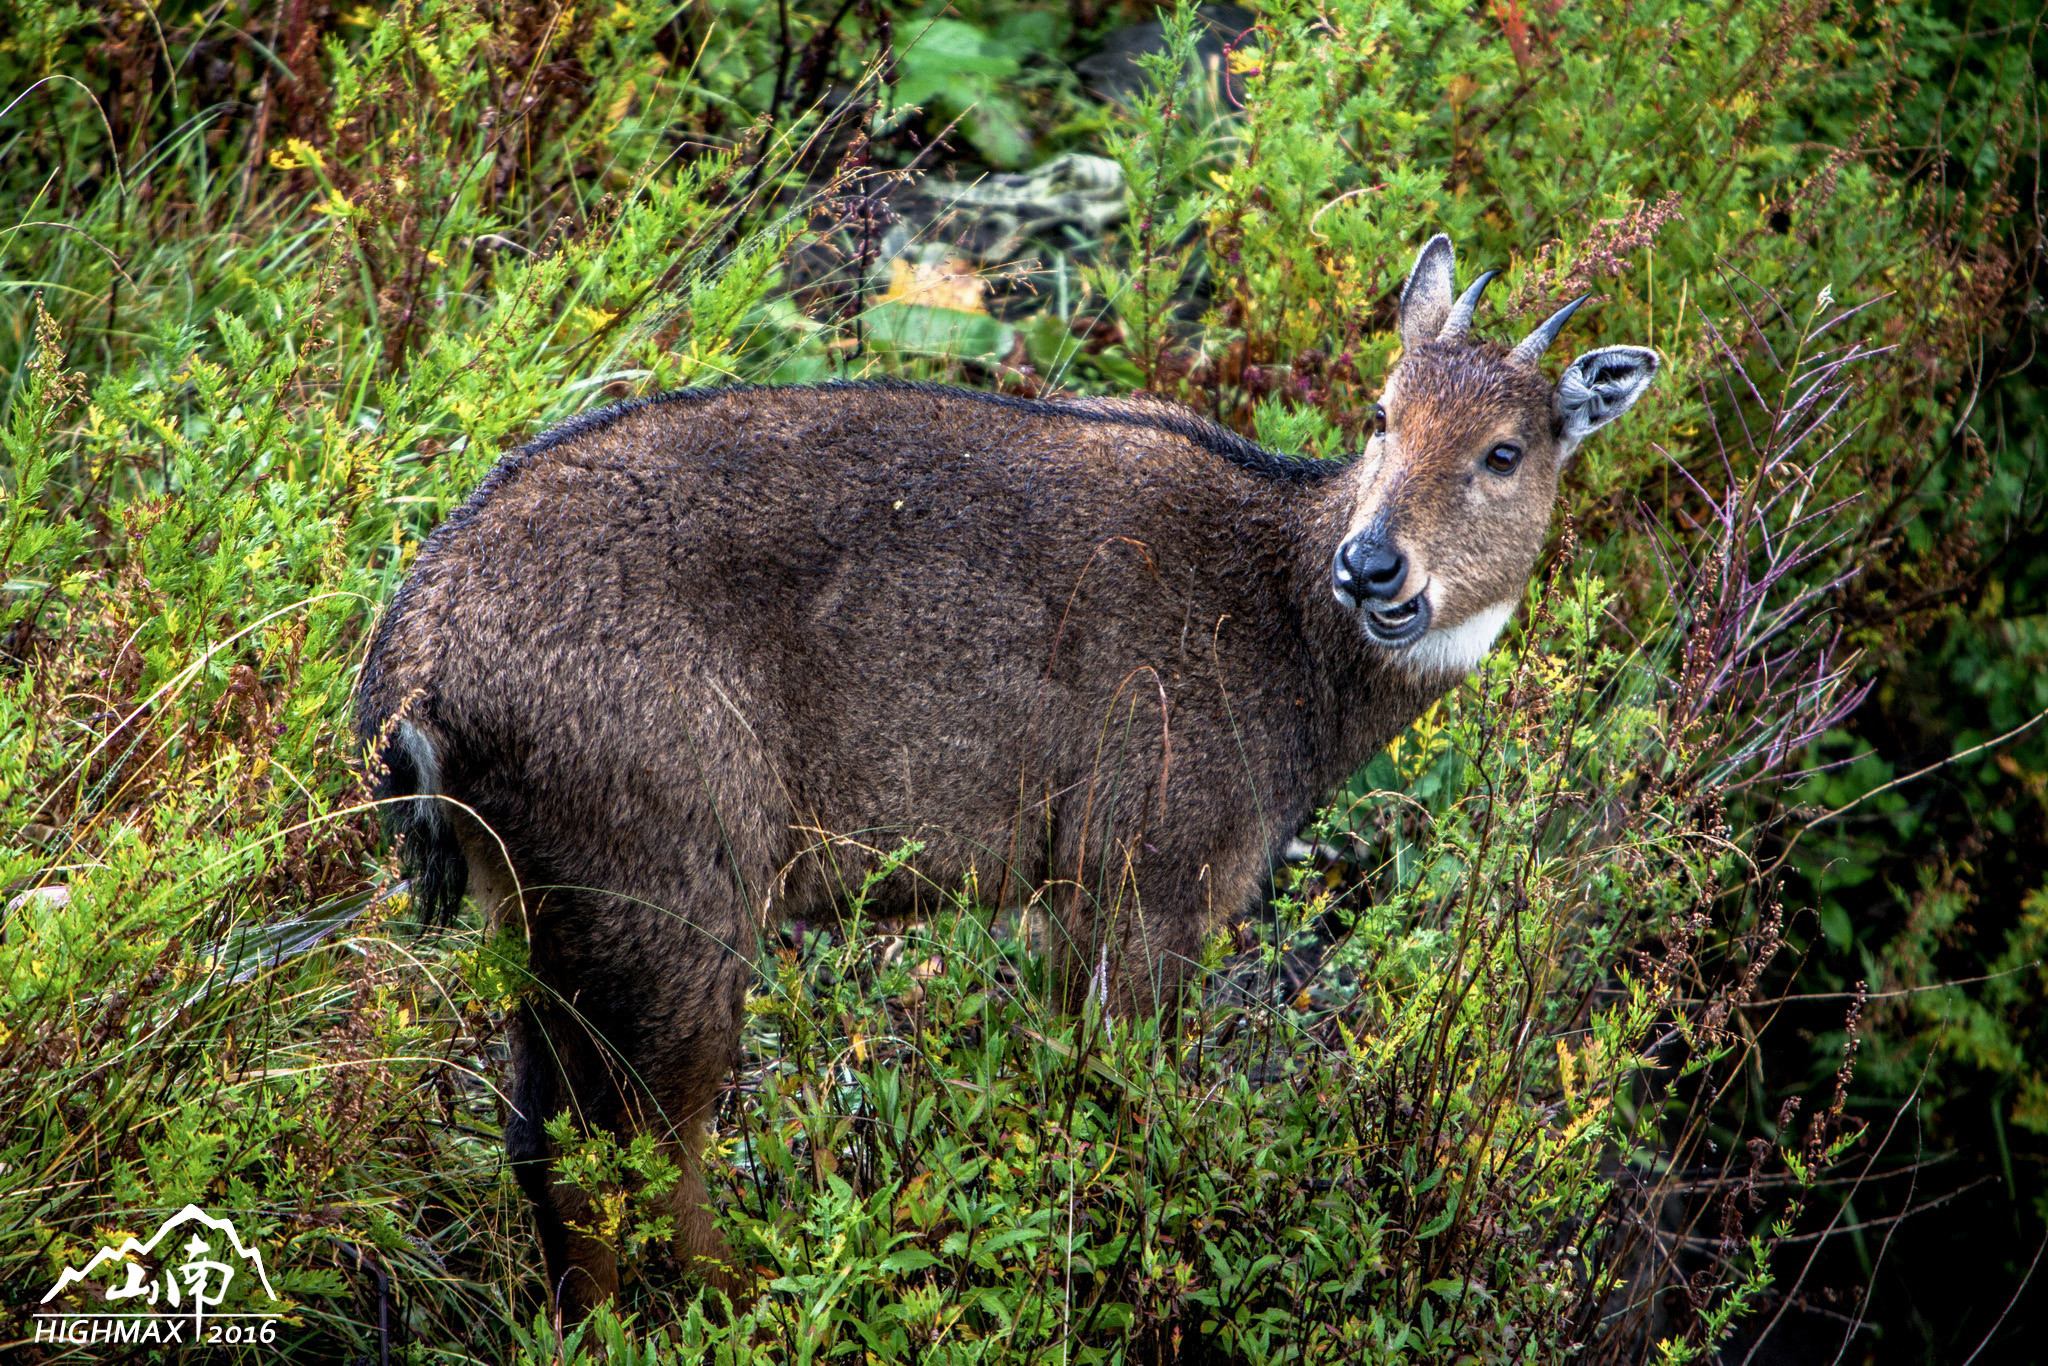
[1438,269,1499,342]
[1508,293,1591,365]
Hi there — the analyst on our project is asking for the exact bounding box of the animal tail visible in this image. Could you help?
[363,711,469,926]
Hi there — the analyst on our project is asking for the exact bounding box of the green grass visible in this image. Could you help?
[1,0,2039,1360]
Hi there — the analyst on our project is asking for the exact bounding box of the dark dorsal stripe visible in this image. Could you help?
[515,377,1342,485]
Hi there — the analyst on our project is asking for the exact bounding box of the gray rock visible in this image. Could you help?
[879,152,1127,270]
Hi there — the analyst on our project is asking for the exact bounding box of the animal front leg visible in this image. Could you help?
[1107,865,1212,1023]
[1107,818,1279,1026]
[1043,846,1215,1025]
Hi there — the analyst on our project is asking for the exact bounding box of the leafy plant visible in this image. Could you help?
[0,0,2040,1361]
[894,10,1069,169]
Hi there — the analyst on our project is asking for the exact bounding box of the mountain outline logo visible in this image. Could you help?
[33,1204,284,1349]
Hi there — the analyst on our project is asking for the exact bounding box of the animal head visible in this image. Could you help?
[1330,234,1659,673]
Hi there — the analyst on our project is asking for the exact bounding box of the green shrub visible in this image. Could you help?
[0,0,2034,1360]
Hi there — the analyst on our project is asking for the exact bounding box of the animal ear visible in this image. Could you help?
[1398,234,1456,351]
[1554,345,1659,455]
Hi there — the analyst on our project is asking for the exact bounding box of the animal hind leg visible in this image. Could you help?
[508,868,761,1313]
[503,991,627,1318]
[612,934,753,1297]
[474,703,779,1311]
[450,819,625,1315]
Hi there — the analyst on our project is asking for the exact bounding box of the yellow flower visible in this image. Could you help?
[268,138,324,172]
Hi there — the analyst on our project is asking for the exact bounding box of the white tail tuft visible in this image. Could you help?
[395,720,444,834]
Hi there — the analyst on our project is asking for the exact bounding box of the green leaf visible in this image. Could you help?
[860,302,1017,360]
[878,1247,940,1274]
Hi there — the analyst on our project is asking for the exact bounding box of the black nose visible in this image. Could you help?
[1339,538,1407,603]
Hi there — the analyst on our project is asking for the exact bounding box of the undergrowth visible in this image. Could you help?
[0,0,2036,1360]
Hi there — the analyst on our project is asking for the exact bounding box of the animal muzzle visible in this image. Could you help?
[1332,534,1432,646]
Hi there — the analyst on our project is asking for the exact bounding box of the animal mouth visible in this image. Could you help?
[1362,593,1431,646]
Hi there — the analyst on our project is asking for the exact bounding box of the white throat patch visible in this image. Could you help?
[1398,600,1517,677]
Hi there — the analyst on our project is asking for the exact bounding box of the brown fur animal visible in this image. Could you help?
[355,234,1658,1314]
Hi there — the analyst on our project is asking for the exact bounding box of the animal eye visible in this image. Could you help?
[1372,405,1387,437]
[1485,443,1522,474]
